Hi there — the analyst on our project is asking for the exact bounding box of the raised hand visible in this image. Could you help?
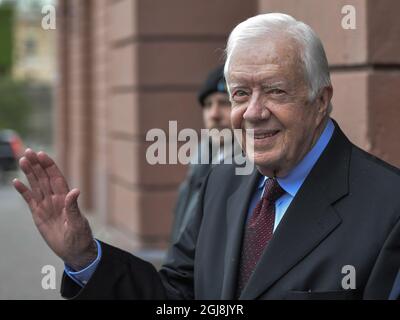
[13,149,97,271]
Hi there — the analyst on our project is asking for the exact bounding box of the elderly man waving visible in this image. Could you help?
[14,13,400,300]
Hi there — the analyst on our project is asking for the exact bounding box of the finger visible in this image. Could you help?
[24,149,53,197]
[13,178,37,210]
[19,157,44,202]
[37,151,69,195]
[65,188,81,216]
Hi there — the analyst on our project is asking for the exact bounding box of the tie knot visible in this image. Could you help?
[263,178,285,203]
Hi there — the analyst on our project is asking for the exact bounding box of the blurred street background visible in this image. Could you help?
[0,179,63,299]
[0,0,58,299]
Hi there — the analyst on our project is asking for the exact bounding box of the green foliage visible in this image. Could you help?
[0,77,32,137]
[0,3,14,75]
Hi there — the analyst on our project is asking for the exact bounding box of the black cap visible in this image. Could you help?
[197,65,227,107]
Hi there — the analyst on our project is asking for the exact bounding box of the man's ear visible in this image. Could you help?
[316,85,333,117]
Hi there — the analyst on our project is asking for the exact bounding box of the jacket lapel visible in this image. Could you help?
[220,167,260,299]
[239,121,352,299]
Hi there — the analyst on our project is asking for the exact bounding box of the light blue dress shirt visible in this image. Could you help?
[65,119,335,287]
[64,239,102,286]
[389,270,400,300]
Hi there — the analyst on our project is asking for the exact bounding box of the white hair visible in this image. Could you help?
[224,13,332,113]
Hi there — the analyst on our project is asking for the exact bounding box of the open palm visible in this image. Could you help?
[13,149,97,270]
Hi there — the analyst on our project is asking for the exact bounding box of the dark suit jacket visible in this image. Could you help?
[171,139,242,244]
[61,120,400,300]
[170,144,212,244]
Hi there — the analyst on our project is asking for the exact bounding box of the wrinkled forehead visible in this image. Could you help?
[226,37,305,85]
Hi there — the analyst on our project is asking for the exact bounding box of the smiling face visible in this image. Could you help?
[227,37,332,177]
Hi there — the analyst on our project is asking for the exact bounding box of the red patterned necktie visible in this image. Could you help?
[236,178,285,298]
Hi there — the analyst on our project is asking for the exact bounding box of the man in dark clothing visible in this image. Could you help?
[170,65,232,244]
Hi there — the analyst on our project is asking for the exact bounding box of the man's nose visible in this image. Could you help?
[243,94,270,121]
[209,103,222,119]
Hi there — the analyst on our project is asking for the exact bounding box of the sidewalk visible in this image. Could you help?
[0,177,63,300]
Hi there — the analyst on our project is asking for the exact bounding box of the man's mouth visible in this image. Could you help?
[252,130,280,139]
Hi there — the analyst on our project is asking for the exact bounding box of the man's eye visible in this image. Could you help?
[232,90,248,98]
[269,88,285,95]
[219,100,231,107]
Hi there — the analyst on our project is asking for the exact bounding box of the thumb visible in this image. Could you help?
[65,188,81,214]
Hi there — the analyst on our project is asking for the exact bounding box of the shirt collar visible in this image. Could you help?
[258,119,335,197]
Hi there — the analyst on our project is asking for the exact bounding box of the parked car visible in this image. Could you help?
[0,129,24,175]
